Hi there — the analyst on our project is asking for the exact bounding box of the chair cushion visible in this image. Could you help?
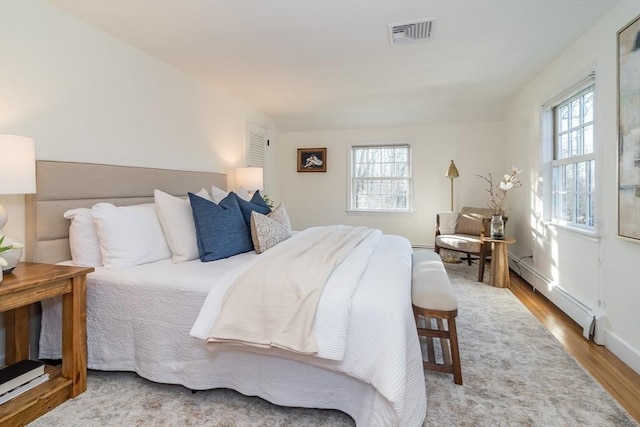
[411,250,458,311]
[456,207,494,235]
[436,234,482,253]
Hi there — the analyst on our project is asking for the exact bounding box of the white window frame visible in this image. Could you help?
[541,72,597,234]
[348,144,413,213]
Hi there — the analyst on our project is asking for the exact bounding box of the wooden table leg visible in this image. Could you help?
[4,305,30,364]
[490,241,511,288]
[61,275,88,397]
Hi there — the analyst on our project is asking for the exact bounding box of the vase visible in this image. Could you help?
[490,213,505,240]
[1,246,23,274]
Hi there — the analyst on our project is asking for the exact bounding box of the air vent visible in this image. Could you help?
[388,18,436,45]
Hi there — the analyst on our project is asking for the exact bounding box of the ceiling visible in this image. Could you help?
[50,0,618,132]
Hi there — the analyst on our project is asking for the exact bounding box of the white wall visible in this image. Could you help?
[0,0,276,363]
[504,1,640,372]
[276,122,504,246]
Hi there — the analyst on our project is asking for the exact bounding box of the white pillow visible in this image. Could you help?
[91,203,172,269]
[250,203,292,254]
[211,185,228,203]
[235,186,252,201]
[154,188,210,263]
[63,208,102,267]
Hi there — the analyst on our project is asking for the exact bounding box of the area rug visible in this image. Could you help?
[28,254,636,427]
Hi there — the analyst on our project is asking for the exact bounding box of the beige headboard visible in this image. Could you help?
[25,161,226,264]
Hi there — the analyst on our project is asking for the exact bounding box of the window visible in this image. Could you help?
[549,80,596,229]
[350,145,412,212]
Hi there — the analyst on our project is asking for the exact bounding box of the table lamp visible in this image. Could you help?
[0,134,37,272]
[235,167,264,196]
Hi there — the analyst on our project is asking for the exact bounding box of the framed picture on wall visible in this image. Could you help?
[297,148,327,172]
[617,14,640,241]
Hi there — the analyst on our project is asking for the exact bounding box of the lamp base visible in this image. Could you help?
[0,203,7,231]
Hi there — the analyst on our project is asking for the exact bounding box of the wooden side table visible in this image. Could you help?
[484,238,515,288]
[0,262,93,426]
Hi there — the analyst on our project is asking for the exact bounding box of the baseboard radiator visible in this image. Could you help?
[509,256,605,344]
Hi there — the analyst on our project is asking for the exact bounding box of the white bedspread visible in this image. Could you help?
[192,226,382,360]
[39,233,426,426]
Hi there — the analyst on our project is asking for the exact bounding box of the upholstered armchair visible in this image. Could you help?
[435,207,505,282]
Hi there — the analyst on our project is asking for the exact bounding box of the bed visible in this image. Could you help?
[26,160,427,426]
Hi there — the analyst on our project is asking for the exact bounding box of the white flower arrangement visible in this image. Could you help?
[262,193,275,209]
[476,166,523,214]
[0,256,7,268]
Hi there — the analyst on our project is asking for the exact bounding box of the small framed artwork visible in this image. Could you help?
[297,148,327,172]
[617,14,640,241]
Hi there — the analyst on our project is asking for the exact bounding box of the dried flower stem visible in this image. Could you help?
[475,167,522,214]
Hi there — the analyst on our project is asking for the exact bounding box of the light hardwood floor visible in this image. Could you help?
[508,271,640,423]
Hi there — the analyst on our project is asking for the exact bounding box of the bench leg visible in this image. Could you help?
[413,307,463,385]
[448,315,463,385]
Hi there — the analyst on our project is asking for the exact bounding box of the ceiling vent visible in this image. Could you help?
[388,18,436,46]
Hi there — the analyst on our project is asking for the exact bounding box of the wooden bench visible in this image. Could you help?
[411,250,462,385]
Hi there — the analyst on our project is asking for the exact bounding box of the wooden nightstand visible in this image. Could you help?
[0,262,93,426]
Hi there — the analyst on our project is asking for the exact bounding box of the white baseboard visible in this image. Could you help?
[509,255,640,375]
[509,256,600,338]
[411,244,434,250]
[598,328,640,374]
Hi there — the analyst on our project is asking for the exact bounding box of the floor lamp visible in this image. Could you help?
[446,160,459,211]
[442,160,462,264]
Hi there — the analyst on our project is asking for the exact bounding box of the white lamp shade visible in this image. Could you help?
[235,167,264,192]
[0,134,37,195]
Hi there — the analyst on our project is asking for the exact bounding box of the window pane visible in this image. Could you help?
[576,161,587,194]
[570,130,580,156]
[559,133,569,158]
[583,91,593,123]
[576,193,588,225]
[584,124,593,154]
[566,163,574,191]
[560,105,569,132]
[571,99,581,127]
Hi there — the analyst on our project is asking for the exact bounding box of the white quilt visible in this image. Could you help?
[192,226,382,360]
[39,232,426,427]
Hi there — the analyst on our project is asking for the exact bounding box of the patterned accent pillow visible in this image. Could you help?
[250,203,292,254]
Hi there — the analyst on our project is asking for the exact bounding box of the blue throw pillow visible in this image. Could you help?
[189,192,254,261]
[232,190,272,228]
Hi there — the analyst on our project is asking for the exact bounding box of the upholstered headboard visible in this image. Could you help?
[25,161,226,264]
